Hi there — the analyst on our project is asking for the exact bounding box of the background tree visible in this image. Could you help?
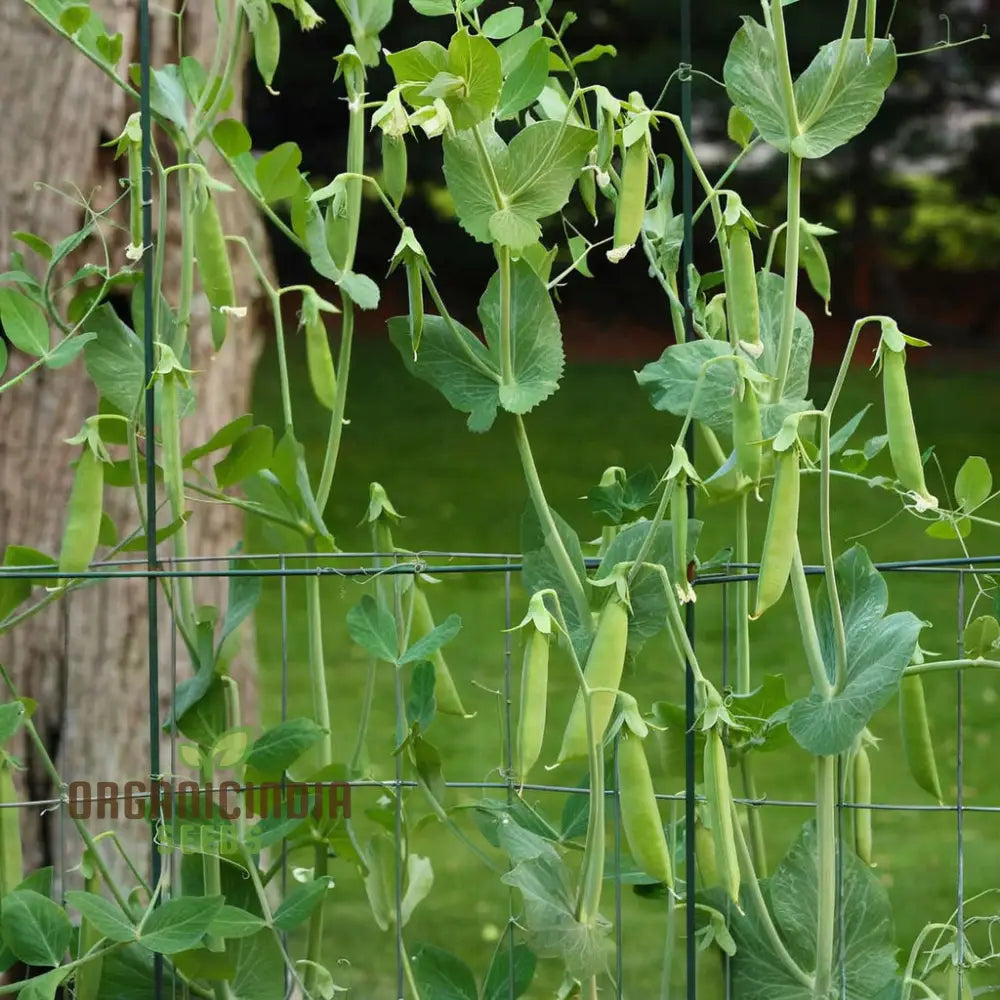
[0,1,271,887]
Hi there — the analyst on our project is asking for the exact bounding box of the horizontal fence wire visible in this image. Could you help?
[0,551,993,999]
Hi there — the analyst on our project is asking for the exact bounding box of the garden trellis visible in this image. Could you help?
[0,0,996,998]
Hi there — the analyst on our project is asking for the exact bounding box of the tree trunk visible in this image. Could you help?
[0,0,269,897]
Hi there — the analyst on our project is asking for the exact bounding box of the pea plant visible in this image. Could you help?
[0,0,997,998]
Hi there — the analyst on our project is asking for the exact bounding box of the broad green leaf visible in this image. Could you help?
[829,405,871,455]
[572,44,616,66]
[0,340,7,378]
[401,854,434,925]
[244,718,326,775]
[82,305,146,419]
[756,270,813,407]
[138,896,225,954]
[208,906,266,940]
[723,19,788,152]
[213,118,253,157]
[0,546,56,621]
[410,944,477,1000]
[44,332,96,369]
[347,594,398,662]
[799,222,831,310]
[787,546,923,755]
[184,415,255,467]
[720,821,895,1000]
[387,315,501,433]
[498,25,543,75]
[255,143,303,204]
[400,613,462,665]
[406,660,437,732]
[521,501,590,660]
[349,0,393,66]
[727,105,755,148]
[272,877,333,932]
[362,830,395,931]
[925,517,971,540]
[497,820,609,980]
[963,615,1000,659]
[0,701,26,745]
[175,675,227,746]
[472,797,562,850]
[482,939,536,1000]
[411,0,454,13]
[65,891,136,942]
[94,942,180,997]
[442,125,510,243]
[16,969,67,1000]
[219,554,261,645]
[482,7,523,39]
[214,426,274,488]
[227,930,286,1000]
[478,260,564,413]
[387,41,450,109]
[172,947,238,981]
[955,456,992,512]
[446,29,503,129]
[791,39,896,158]
[586,466,659,525]
[0,891,72,966]
[0,288,49,356]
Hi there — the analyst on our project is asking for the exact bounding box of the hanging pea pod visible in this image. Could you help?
[726,225,760,353]
[607,134,649,263]
[381,132,407,209]
[732,376,762,490]
[58,447,105,578]
[192,183,236,351]
[751,445,800,620]
[558,593,630,764]
[671,476,694,604]
[853,742,873,866]
[618,729,673,886]
[0,754,23,898]
[704,727,740,907]
[577,166,597,222]
[882,345,937,509]
[412,586,469,718]
[899,673,944,804]
[865,0,878,59]
[127,137,143,254]
[303,308,337,411]
[694,813,720,889]
[252,2,281,90]
[406,259,424,357]
[515,625,550,788]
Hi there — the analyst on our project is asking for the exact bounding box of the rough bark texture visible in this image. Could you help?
[0,0,270,895]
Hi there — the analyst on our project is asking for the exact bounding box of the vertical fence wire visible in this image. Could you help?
[280,555,291,998]
[956,571,967,981]
[503,570,516,999]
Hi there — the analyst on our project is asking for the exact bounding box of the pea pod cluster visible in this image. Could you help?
[557,593,629,764]
[618,729,673,886]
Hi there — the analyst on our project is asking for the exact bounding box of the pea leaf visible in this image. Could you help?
[955,456,992,512]
[244,718,326,775]
[442,125,510,243]
[498,39,550,120]
[791,40,897,159]
[138,897,226,955]
[787,546,923,756]
[347,594,398,663]
[400,614,462,665]
[757,270,813,406]
[65,891,136,942]
[272,877,333,932]
[213,426,274,488]
[798,222,831,311]
[255,143,303,204]
[478,260,565,414]
[482,939,536,1000]
[1,891,73,966]
[0,287,50,356]
[410,944,478,1000]
[227,930,286,1000]
[723,19,788,152]
[387,41,449,108]
[406,660,437,732]
[482,7,523,39]
[718,821,896,1000]
[208,906,267,940]
[445,28,502,128]
[727,106,755,148]
[829,405,871,455]
[963,615,1000,659]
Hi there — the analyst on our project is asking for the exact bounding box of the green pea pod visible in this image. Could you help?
[882,347,937,508]
[127,142,143,250]
[618,730,673,886]
[694,814,720,889]
[853,744,873,866]
[304,312,337,410]
[558,594,629,764]
[577,167,597,221]
[733,376,762,487]
[515,627,550,788]
[704,727,740,906]
[382,132,407,209]
[607,135,648,263]
[253,2,281,89]
[58,448,104,577]
[899,674,944,803]
[192,186,235,352]
[412,587,468,718]
[727,226,759,350]
[751,446,800,620]
[0,755,23,898]
[74,868,104,1000]
[865,0,877,58]
[672,479,695,604]
[596,108,615,173]
[406,259,424,357]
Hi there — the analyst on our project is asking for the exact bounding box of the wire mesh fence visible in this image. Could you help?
[0,550,995,997]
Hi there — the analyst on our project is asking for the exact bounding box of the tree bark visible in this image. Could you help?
[0,0,269,897]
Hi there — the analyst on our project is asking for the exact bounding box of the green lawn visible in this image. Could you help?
[247,333,1000,997]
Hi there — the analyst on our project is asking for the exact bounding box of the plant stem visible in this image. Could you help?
[513,415,590,629]
[315,300,354,512]
[498,246,513,385]
[820,413,849,693]
[790,543,834,699]
[771,154,802,402]
[801,0,861,131]
[814,755,837,998]
[305,572,333,767]
[739,757,767,875]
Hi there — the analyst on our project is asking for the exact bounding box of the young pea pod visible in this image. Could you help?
[853,743,873,866]
[557,594,630,763]
[577,166,597,222]
[618,729,673,886]
[0,754,23,897]
[252,2,281,90]
[899,674,944,803]
[694,813,720,889]
[192,185,236,352]
[381,132,407,209]
[672,477,695,604]
[406,259,424,357]
[412,586,468,718]
[726,226,760,351]
[751,446,800,620]
[704,727,740,906]
[946,963,974,1000]
[733,376,762,488]
[127,139,143,253]
[304,310,337,410]
[607,135,648,263]
[882,346,937,509]
[865,0,877,58]
[58,448,104,578]
[596,106,615,174]
[515,627,550,788]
